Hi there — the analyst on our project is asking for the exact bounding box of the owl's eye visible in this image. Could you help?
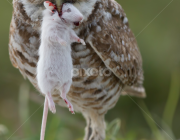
[67,8,71,12]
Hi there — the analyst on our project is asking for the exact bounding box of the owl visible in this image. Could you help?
[9,0,146,140]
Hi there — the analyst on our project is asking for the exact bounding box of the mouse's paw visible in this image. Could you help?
[48,98,56,114]
[64,99,75,114]
[80,39,86,45]
[69,102,75,114]
[77,38,86,45]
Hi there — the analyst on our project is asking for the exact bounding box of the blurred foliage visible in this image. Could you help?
[0,83,178,140]
[0,0,180,140]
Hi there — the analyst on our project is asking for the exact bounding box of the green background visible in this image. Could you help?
[0,0,180,140]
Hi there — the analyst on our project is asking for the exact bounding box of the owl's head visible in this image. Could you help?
[22,0,96,24]
[44,1,83,27]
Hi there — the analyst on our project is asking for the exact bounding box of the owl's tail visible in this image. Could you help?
[121,75,146,98]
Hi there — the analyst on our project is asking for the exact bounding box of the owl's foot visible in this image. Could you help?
[89,130,104,140]
[83,113,106,140]
[46,93,56,114]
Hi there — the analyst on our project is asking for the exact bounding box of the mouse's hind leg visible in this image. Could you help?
[60,81,74,114]
[46,92,56,114]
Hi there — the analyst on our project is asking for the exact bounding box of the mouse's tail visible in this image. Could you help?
[40,97,49,140]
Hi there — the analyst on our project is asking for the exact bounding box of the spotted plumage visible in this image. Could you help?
[9,0,146,140]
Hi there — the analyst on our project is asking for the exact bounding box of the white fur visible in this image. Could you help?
[61,3,84,24]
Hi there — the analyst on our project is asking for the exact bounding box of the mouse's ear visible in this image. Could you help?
[44,1,56,11]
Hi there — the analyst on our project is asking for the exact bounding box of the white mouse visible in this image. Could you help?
[37,2,85,140]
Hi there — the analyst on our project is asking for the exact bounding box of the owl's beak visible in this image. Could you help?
[55,0,63,12]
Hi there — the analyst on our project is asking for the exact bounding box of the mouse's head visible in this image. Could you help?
[60,3,84,26]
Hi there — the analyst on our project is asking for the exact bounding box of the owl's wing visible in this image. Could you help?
[84,1,146,97]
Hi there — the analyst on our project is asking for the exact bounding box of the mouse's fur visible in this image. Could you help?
[37,2,85,140]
